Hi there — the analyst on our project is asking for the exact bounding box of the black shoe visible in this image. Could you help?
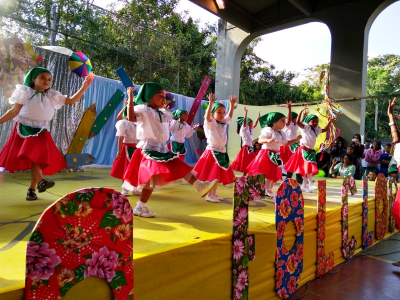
[37,179,55,193]
[26,188,38,201]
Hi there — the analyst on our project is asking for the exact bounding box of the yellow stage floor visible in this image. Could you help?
[0,168,383,299]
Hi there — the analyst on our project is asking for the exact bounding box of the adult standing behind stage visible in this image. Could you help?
[387,97,400,266]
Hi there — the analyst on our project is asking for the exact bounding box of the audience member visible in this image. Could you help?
[330,139,346,164]
[378,143,392,176]
[365,140,382,175]
[361,139,372,174]
[368,170,377,182]
[388,167,400,183]
[316,144,330,177]
[329,154,356,179]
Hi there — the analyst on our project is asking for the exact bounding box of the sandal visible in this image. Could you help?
[26,188,38,201]
[37,179,55,193]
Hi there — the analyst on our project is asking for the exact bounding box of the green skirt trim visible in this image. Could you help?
[212,151,230,170]
[171,140,187,155]
[290,142,299,153]
[302,148,316,163]
[17,123,47,138]
[126,146,137,161]
[143,149,178,162]
[268,151,283,166]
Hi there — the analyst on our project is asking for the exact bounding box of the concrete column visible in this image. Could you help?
[215,20,252,101]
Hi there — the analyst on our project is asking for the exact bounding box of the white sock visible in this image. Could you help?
[302,176,307,187]
[307,174,314,185]
[138,200,147,207]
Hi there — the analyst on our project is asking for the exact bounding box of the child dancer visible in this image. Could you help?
[280,101,299,179]
[123,84,218,217]
[193,94,237,203]
[247,112,301,197]
[0,68,93,200]
[168,109,199,161]
[231,107,260,175]
[285,105,336,192]
[111,100,141,196]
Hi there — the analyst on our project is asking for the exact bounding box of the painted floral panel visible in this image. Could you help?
[341,176,357,259]
[375,174,388,240]
[362,176,373,249]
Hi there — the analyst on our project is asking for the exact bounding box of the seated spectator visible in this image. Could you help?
[330,139,346,165]
[347,145,360,179]
[329,154,356,179]
[378,143,392,176]
[388,167,400,183]
[365,140,382,175]
[316,144,330,176]
[368,170,377,182]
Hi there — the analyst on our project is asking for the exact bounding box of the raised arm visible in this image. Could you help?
[285,135,302,146]
[286,101,292,126]
[205,93,216,122]
[126,87,136,122]
[65,72,94,104]
[388,98,400,144]
[253,111,261,128]
[296,105,307,129]
[0,103,23,124]
[228,95,237,119]
[321,118,337,133]
[243,106,248,127]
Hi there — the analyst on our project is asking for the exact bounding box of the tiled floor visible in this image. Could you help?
[291,233,400,300]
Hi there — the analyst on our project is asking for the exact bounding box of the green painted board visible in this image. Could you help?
[88,89,125,139]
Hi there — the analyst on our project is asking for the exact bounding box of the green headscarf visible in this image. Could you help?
[211,102,225,114]
[291,112,298,119]
[236,117,253,126]
[259,112,285,128]
[303,114,318,124]
[172,109,187,120]
[134,82,165,105]
[23,67,51,87]
[388,167,398,174]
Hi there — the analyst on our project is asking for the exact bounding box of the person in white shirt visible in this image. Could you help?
[168,108,198,161]
[193,93,237,203]
[285,105,336,192]
[0,68,93,201]
[123,83,218,217]
[247,112,301,197]
[231,106,260,175]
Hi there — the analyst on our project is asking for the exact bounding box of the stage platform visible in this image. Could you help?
[0,168,393,299]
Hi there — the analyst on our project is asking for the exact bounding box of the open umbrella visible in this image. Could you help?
[69,52,92,77]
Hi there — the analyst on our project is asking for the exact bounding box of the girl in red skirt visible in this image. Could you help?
[193,94,237,203]
[280,102,299,179]
[285,105,336,192]
[123,84,218,217]
[110,102,141,196]
[231,106,260,175]
[0,68,93,200]
[168,109,199,161]
[247,112,301,197]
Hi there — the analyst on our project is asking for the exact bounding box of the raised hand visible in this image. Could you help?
[83,72,94,89]
[296,135,302,141]
[192,123,200,129]
[207,93,217,105]
[388,98,397,116]
[258,111,261,117]
[229,95,237,106]
[286,101,292,109]
[244,106,248,112]
[127,87,136,100]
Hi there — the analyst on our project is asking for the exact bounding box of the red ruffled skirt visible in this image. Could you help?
[247,149,282,182]
[280,145,294,165]
[393,167,400,230]
[110,143,136,180]
[0,123,67,175]
[285,146,318,176]
[193,149,235,185]
[123,149,192,187]
[231,145,256,173]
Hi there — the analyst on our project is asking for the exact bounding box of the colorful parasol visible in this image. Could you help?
[69,52,92,77]
[197,126,205,140]
[166,92,175,109]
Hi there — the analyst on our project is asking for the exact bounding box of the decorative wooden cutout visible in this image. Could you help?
[375,174,388,241]
[388,178,398,233]
[341,176,357,259]
[362,176,373,249]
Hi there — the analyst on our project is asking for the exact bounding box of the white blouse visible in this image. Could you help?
[393,144,400,167]
[9,85,66,129]
[169,120,195,144]
[204,115,232,153]
[239,125,254,147]
[115,119,138,144]
[282,122,299,140]
[259,127,287,151]
[134,105,173,153]
[299,123,322,149]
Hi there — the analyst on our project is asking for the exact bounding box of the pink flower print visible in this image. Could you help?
[235,206,240,211]
[279,199,291,219]
[277,287,288,299]
[342,204,348,222]
[235,288,242,300]
[277,221,286,240]
[233,269,237,274]
[233,239,245,261]
[235,177,247,195]
[276,187,285,198]
[275,268,284,289]
[341,185,347,198]
[296,244,304,262]
[294,217,304,236]
[112,192,133,222]
[236,270,248,291]
[247,235,253,246]
[343,228,348,240]
[26,241,61,281]
[233,207,248,230]
[84,246,118,282]
[290,192,299,207]
[286,254,298,274]
[288,276,297,293]
[249,186,262,200]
